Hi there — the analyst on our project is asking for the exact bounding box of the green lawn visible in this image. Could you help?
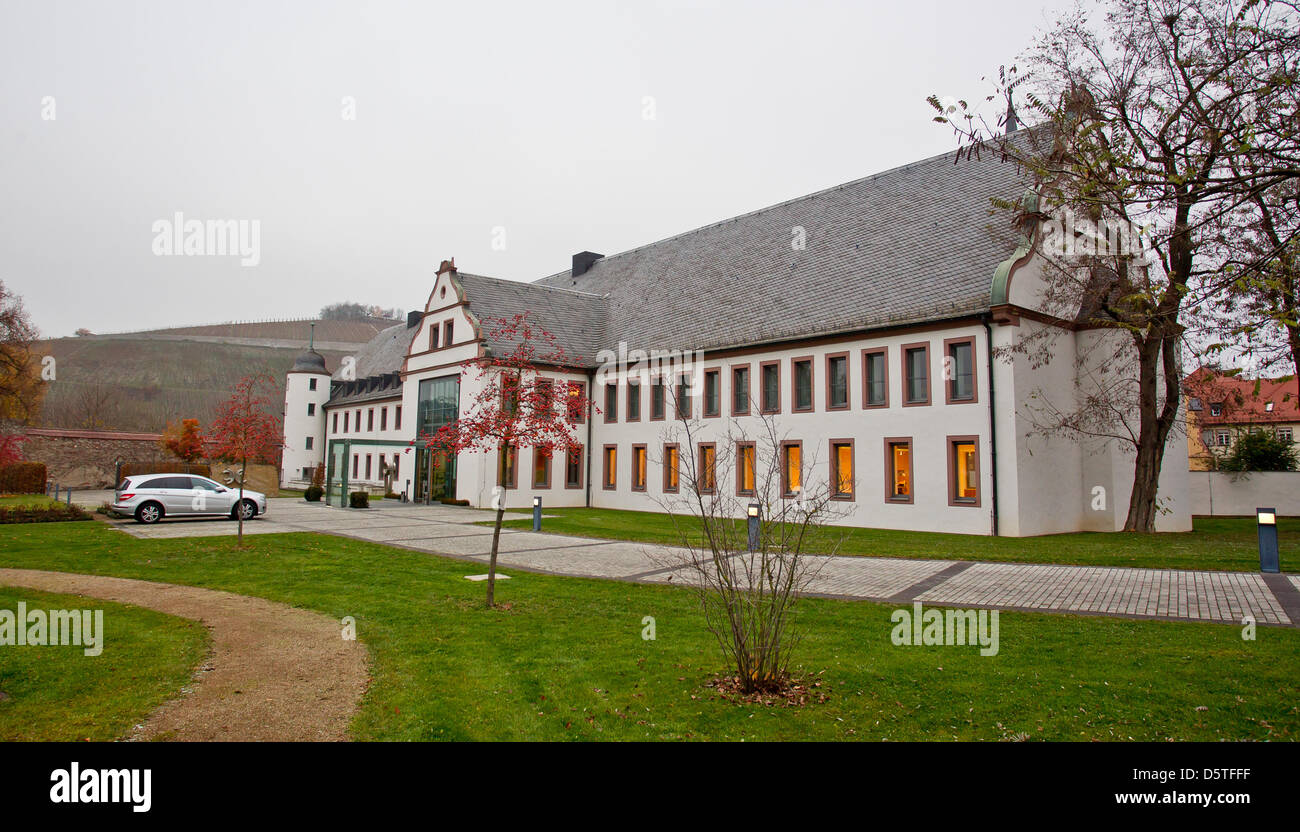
[492,508,1291,573]
[0,585,208,741]
[0,521,1296,741]
[0,494,58,508]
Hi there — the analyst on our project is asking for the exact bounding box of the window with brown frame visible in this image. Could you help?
[732,365,750,415]
[676,375,692,419]
[760,361,780,413]
[343,412,349,433]
[781,441,802,497]
[380,407,388,431]
[792,357,813,412]
[532,448,552,489]
[903,344,929,405]
[394,406,402,431]
[663,444,679,492]
[631,444,647,491]
[566,381,586,423]
[948,436,979,505]
[830,439,854,500]
[443,320,454,346]
[703,369,721,417]
[498,443,518,489]
[602,445,617,490]
[826,352,849,411]
[332,412,339,433]
[944,337,977,403]
[501,374,521,416]
[651,378,666,420]
[365,454,372,479]
[429,325,439,351]
[604,382,618,423]
[697,443,716,493]
[736,441,756,496]
[627,381,641,421]
[565,445,583,489]
[352,454,359,478]
[885,437,913,503]
[367,408,374,431]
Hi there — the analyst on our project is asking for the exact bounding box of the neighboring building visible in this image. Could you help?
[1184,368,1300,470]
[281,146,1191,536]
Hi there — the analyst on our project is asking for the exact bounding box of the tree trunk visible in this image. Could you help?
[1123,328,1180,532]
[237,458,247,547]
[487,446,507,608]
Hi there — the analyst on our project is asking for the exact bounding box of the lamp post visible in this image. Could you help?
[747,502,760,552]
[1257,507,1280,573]
[533,496,542,532]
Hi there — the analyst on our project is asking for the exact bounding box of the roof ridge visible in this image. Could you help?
[532,141,1009,283]
[460,271,606,299]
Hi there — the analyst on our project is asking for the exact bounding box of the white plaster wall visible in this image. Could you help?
[584,326,997,535]
[1190,471,1300,516]
[280,371,330,486]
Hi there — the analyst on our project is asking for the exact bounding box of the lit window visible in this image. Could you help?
[737,443,756,495]
[698,444,716,493]
[782,442,802,497]
[951,439,978,504]
[533,448,551,489]
[632,445,647,490]
[831,441,853,498]
[603,446,617,489]
[663,445,679,492]
[888,440,912,502]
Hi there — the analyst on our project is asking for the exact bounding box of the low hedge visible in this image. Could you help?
[349,491,369,509]
[0,462,46,494]
[0,503,91,524]
[304,485,324,502]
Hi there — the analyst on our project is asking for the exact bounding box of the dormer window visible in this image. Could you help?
[1265,402,1275,412]
[1210,403,1223,416]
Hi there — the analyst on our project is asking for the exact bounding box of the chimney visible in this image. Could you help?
[572,251,604,277]
[407,310,422,328]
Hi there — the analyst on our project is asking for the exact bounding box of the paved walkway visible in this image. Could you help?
[110,498,1300,627]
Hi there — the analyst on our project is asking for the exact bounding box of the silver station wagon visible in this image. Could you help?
[112,474,268,524]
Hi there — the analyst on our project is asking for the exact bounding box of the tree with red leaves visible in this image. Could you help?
[425,313,592,608]
[160,418,205,462]
[207,374,282,546]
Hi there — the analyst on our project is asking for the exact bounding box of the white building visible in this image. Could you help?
[281,145,1191,536]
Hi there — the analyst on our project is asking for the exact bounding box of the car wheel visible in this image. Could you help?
[232,499,257,521]
[135,502,164,524]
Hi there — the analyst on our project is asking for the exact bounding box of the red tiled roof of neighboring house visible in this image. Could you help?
[1183,368,1300,425]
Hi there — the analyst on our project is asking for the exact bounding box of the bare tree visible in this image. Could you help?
[933,0,1300,530]
[651,391,846,694]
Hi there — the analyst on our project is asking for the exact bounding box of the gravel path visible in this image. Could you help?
[0,568,369,741]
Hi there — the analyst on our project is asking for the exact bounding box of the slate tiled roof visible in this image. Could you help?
[331,323,410,381]
[533,145,1027,355]
[455,273,608,366]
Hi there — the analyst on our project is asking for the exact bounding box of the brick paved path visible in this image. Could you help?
[114,499,1300,627]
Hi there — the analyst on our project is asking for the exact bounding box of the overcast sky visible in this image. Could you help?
[1,0,1073,338]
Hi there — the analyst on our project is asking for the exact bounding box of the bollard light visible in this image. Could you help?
[1257,507,1280,573]
[533,496,542,532]
[747,502,760,552]
[66,488,72,506]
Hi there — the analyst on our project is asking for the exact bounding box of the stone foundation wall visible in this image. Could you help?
[22,429,169,488]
